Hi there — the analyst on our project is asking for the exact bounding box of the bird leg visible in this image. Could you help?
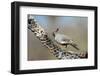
[65,44,68,48]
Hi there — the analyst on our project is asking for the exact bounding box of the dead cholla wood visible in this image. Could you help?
[28,15,87,59]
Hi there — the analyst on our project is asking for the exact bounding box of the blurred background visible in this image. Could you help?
[28,15,88,61]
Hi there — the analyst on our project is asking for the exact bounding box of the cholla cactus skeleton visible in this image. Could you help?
[28,15,87,59]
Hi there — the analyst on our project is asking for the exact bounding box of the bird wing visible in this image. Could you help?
[55,34,72,44]
[62,38,70,42]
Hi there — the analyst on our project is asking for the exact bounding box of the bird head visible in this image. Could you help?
[52,28,59,37]
[52,32,55,37]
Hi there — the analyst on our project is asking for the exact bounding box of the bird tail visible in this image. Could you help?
[69,43,80,50]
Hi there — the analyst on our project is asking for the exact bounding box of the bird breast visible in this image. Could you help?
[55,33,73,44]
